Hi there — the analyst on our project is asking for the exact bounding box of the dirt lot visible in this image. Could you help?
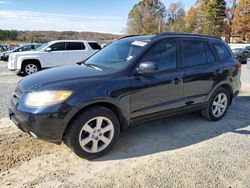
[0,61,249,188]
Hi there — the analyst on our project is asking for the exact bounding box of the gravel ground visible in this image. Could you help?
[0,61,249,187]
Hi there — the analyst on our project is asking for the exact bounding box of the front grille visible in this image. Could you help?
[11,87,23,107]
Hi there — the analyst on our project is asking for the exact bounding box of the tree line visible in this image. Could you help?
[127,0,250,42]
[0,30,119,43]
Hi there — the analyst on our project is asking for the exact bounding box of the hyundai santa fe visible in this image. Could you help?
[9,33,241,159]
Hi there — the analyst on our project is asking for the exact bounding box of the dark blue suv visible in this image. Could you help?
[9,33,241,158]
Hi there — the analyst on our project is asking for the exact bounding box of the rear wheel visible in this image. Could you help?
[202,87,230,121]
[64,106,120,159]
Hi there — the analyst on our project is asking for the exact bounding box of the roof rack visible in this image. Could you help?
[156,32,220,39]
[118,35,143,40]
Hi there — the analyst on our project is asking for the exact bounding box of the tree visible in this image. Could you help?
[232,0,250,41]
[201,0,227,37]
[223,0,239,42]
[185,6,203,33]
[166,2,186,32]
[127,0,166,34]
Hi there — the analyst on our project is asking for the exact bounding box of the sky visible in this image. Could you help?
[0,0,196,34]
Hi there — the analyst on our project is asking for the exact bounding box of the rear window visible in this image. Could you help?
[181,40,207,67]
[212,43,231,60]
[67,42,85,50]
[88,42,101,50]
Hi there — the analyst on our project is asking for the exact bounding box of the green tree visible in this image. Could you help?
[166,2,186,32]
[201,0,227,36]
[232,0,250,41]
[127,0,166,34]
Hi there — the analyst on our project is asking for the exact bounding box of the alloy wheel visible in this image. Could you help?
[25,64,38,75]
[212,93,228,118]
[78,116,114,153]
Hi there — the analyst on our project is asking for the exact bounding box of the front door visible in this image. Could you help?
[42,42,67,68]
[130,39,184,118]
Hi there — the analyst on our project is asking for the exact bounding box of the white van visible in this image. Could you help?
[8,40,101,75]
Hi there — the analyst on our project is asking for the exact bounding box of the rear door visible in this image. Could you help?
[65,42,87,64]
[180,39,217,106]
[130,39,184,118]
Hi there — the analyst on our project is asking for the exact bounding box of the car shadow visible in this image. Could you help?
[94,95,250,161]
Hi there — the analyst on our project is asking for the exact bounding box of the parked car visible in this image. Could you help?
[9,33,241,159]
[231,46,250,64]
[8,40,101,75]
[1,44,41,61]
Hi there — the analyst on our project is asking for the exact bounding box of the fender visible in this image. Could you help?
[17,55,42,70]
[73,97,130,123]
[205,80,234,103]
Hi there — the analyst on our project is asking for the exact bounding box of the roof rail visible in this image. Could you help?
[118,35,143,40]
[156,32,220,39]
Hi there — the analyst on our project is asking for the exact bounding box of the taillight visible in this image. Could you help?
[236,63,242,70]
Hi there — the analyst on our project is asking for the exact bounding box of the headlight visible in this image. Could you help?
[25,90,72,107]
[10,54,17,61]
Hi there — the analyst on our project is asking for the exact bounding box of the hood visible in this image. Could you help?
[3,51,11,55]
[19,64,112,91]
[13,50,38,56]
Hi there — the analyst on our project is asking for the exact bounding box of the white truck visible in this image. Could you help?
[8,40,101,75]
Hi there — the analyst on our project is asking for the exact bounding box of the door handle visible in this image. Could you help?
[172,77,183,84]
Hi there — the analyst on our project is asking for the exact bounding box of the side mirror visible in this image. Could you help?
[136,62,158,74]
[45,47,52,52]
[245,49,250,54]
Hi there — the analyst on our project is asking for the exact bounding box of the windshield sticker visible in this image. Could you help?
[131,41,148,47]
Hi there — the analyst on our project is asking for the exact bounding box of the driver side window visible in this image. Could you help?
[140,40,177,71]
[49,42,66,51]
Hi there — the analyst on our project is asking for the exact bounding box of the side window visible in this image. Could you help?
[140,40,177,71]
[181,40,207,67]
[205,43,215,63]
[50,42,66,51]
[88,42,101,50]
[212,43,231,60]
[67,42,85,50]
[19,45,32,52]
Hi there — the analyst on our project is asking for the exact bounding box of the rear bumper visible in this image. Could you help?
[233,90,239,98]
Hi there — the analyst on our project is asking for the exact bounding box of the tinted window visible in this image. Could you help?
[67,42,85,50]
[88,42,101,50]
[140,40,177,71]
[50,42,66,51]
[213,43,231,60]
[205,43,215,63]
[181,40,207,67]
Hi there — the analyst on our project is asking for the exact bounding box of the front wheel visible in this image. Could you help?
[64,106,120,159]
[23,63,40,75]
[202,87,230,121]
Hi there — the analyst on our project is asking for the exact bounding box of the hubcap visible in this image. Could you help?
[25,64,38,75]
[79,117,114,153]
[212,93,228,117]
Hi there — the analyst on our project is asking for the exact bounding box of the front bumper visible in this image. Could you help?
[8,87,77,144]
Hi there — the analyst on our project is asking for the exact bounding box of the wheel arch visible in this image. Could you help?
[21,59,42,70]
[207,82,234,105]
[63,101,129,140]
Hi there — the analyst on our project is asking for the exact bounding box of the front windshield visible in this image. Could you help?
[232,48,244,53]
[85,40,148,70]
[35,43,48,51]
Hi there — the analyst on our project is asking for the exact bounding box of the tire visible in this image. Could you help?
[201,87,230,121]
[22,62,40,76]
[64,106,120,159]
